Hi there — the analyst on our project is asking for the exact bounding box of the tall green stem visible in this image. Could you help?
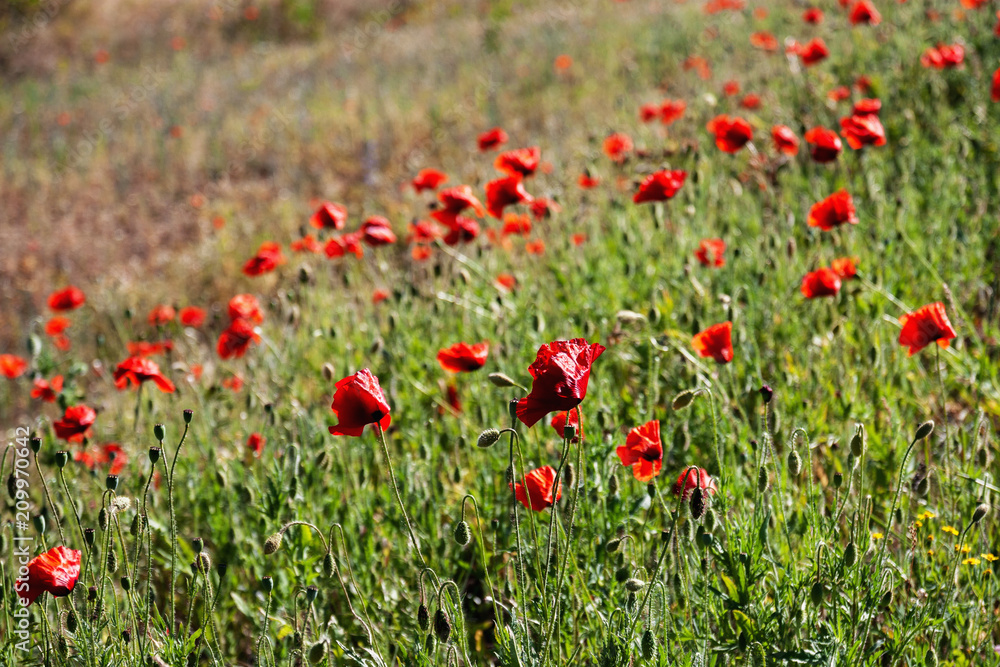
[374,424,425,566]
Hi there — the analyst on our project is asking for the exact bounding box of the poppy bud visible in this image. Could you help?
[925,649,938,667]
[833,471,843,489]
[477,429,501,448]
[973,504,989,524]
[977,447,989,467]
[197,552,211,573]
[107,549,118,573]
[605,538,622,553]
[308,641,327,664]
[260,576,273,594]
[321,363,336,382]
[757,466,769,493]
[641,630,657,660]
[6,474,14,500]
[844,541,857,567]
[33,515,45,534]
[148,447,161,465]
[737,631,748,652]
[488,372,517,388]
[758,520,769,547]
[88,586,98,602]
[106,475,119,491]
[625,578,644,592]
[84,527,96,547]
[99,508,108,531]
[55,451,69,468]
[67,610,78,633]
[704,509,717,532]
[454,521,471,546]
[647,482,657,500]
[183,409,193,424]
[433,608,451,643]
[671,390,697,410]
[787,450,802,477]
[121,576,131,591]
[323,553,335,578]
[264,532,282,555]
[153,424,165,442]
[690,487,706,520]
[30,437,41,454]
[913,421,934,441]
[699,531,713,548]
[759,384,773,404]
[608,471,620,495]
[880,589,893,607]
[563,463,576,489]
[850,425,865,457]
[810,581,824,606]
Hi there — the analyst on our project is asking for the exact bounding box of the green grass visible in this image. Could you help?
[2,0,1000,665]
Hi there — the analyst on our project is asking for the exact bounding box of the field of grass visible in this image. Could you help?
[2,0,1000,665]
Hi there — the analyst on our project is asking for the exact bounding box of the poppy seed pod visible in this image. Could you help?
[106,475,119,491]
[264,532,282,555]
[305,585,319,604]
[84,528,96,547]
[973,504,989,524]
[759,384,773,404]
[488,372,517,387]
[562,424,576,441]
[787,450,802,477]
[433,609,451,643]
[55,451,69,468]
[477,429,501,448]
[260,576,273,594]
[148,447,161,465]
[30,437,41,454]
[833,471,843,489]
[153,424,165,442]
[914,421,934,441]
[454,521,471,546]
[183,409,193,424]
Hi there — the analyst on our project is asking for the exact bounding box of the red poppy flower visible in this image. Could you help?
[706,115,753,153]
[54,405,96,443]
[408,220,443,244]
[17,546,81,606]
[640,102,660,122]
[310,202,348,230]
[633,170,687,204]
[45,316,71,336]
[477,127,508,151]
[921,44,965,69]
[53,336,71,351]
[672,467,718,500]
[849,0,880,25]
[852,98,881,116]
[802,7,823,23]
[828,86,851,102]
[603,133,633,162]
[808,190,858,230]
[325,232,365,258]
[616,420,664,482]
[691,322,734,364]
[114,357,176,393]
[510,465,562,511]
[217,318,260,359]
[796,38,829,66]
[360,216,397,246]
[572,233,587,246]
[831,257,858,279]
[722,80,740,97]
[126,340,173,357]
[437,342,489,373]
[243,241,286,276]
[695,238,726,267]
[993,66,1000,103]
[996,11,1000,38]
[683,55,712,79]
[525,239,546,255]
[840,113,886,149]
[494,147,541,178]
[0,354,28,379]
[74,443,126,475]
[48,286,85,312]
[804,127,843,162]
[577,174,600,189]
[485,175,533,219]
[740,93,761,110]
[291,235,323,254]
[31,375,63,402]
[855,75,873,93]
[801,268,842,298]
[147,304,176,326]
[515,338,605,427]
[222,374,244,392]
[660,99,687,125]
[442,217,481,245]
[433,185,486,222]
[328,368,392,436]
[530,198,561,220]
[550,410,582,441]
[898,302,958,356]
[750,31,778,51]
[177,306,206,328]
[412,168,448,192]
[247,432,265,457]
[771,125,800,155]
[495,274,517,291]
[228,294,264,323]
[501,214,532,237]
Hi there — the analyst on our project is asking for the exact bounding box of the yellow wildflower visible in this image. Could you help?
[871,532,884,540]
[942,525,959,536]
[963,557,981,566]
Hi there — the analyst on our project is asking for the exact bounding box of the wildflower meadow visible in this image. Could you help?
[1,0,1000,665]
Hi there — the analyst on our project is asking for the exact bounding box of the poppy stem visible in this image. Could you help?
[935,344,955,513]
[374,424,426,567]
[33,451,66,545]
[167,420,191,635]
[133,383,143,433]
[506,423,534,659]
